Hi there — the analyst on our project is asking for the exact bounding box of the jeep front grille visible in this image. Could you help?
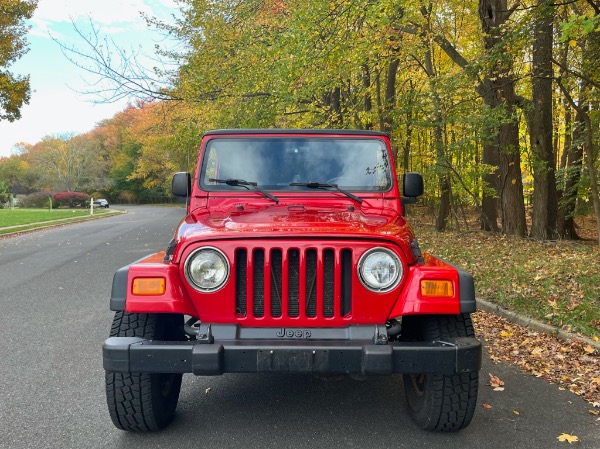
[235,246,353,320]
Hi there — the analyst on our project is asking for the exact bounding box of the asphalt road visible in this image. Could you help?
[0,206,597,449]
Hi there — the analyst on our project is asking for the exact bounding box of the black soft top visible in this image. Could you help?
[203,129,388,137]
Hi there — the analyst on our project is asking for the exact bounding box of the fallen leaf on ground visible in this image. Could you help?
[489,373,504,388]
[482,403,492,409]
[557,433,579,444]
[513,410,520,415]
[531,347,544,356]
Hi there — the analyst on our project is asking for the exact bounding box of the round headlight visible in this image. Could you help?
[185,247,230,292]
[358,248,402,292]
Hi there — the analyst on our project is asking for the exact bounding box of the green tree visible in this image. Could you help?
[0,0,37,121]
[31,134,109,192]
[0,147,39,193]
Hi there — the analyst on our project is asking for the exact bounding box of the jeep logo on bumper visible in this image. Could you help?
[276,328,312,338]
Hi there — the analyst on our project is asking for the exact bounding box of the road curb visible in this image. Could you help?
[477,298,600,350]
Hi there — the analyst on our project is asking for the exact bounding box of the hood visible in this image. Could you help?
[175,203,416,259]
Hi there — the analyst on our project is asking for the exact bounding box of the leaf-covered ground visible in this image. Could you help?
[474,310,599,406]
[410,209,599,405]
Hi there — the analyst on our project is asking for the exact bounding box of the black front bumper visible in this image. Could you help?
[103,325,481,376]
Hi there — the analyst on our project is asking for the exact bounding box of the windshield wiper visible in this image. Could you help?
[289,181,363,204]
[209,178,279,203]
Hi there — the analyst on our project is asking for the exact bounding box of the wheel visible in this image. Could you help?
[105,311,184,431]
[402,314,478,432]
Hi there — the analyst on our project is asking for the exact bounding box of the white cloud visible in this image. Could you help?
[34,0,152,25]
[29,0,179,37]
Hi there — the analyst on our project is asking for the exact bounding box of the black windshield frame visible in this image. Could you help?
[199,136,393,193]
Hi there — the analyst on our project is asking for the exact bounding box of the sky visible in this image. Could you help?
[0,0,180,158]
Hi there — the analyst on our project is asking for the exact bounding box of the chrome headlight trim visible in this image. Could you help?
[357,247,403,293]
[184,246,230,293]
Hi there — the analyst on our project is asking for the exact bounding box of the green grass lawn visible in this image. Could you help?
[0,209,92,227]
[0,208,114,234]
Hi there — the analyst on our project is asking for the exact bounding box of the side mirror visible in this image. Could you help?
[403,172,424,199]
[172,172,191,197]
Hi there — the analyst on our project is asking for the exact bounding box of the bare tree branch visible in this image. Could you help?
[54,18,182,103]
[552,57,600,90]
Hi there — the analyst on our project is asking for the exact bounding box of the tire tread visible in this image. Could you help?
[105,311,181,432]
[403,314,479,432]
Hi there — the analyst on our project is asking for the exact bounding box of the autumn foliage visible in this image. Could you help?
[0,0,37,122]
[52,191,89,208]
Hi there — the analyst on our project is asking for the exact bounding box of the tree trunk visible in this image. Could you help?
[374,60,399,162]
[422,41,451,231]
[362,64,373,130]
[530,0,558,240]
[383,58,400,136]
[403,81,415,172]
[331,87,342,126]
[557,111,583,239]
[478,0,527,236]
[497,111,527,236]
[481,129,500,232]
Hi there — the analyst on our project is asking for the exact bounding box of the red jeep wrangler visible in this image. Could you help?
[104,129,481,432]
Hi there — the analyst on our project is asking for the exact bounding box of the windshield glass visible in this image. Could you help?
[200,137,392,192]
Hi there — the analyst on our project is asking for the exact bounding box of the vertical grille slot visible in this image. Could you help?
[253,249,265,317]
[305,249,317,317]
[341,249,352,316]
[288,249,300,317]
[270,249,282,317]
[323,249,335,317]
[235,249,247,316]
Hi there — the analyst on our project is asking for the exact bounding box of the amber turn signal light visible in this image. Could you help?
[132,278,166,296]
[420,280,453,297]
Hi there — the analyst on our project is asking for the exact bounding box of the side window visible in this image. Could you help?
[374,147,391,190]
[203,148,218,184]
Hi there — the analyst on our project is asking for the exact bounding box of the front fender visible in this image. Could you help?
[110,252,198,316]
[388,253,476,317]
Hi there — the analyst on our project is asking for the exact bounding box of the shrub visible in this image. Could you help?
[53,192,90,208]
[21,192,53,208]
[0,181,9,209]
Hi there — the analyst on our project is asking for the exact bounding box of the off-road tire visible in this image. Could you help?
[105,311,184,431]
[402,314,478,432]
